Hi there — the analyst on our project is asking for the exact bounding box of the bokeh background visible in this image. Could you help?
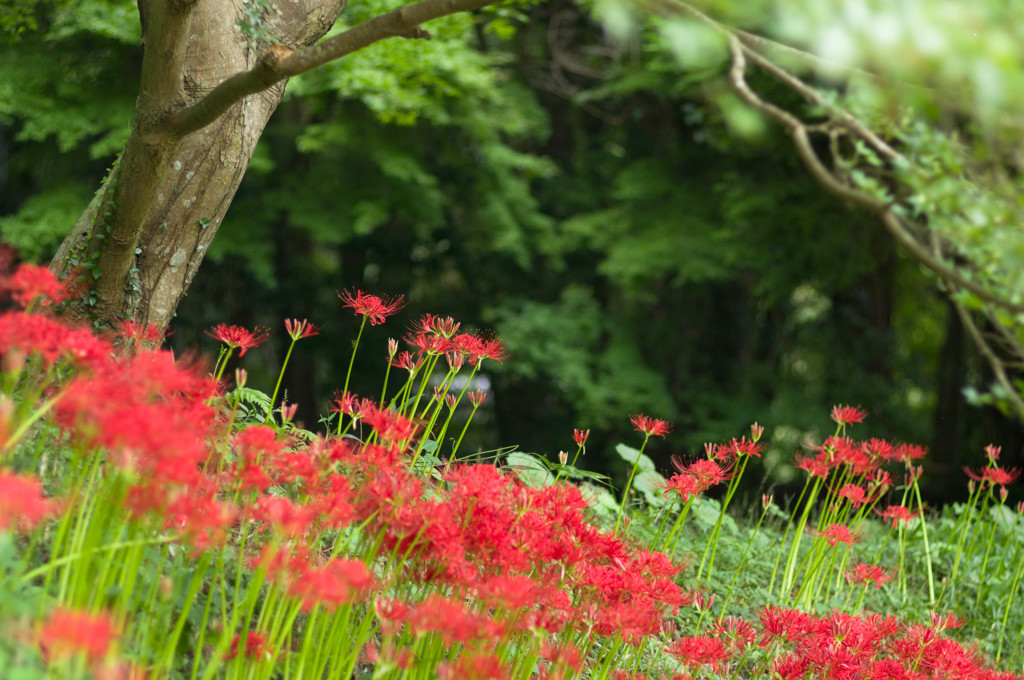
[3,0,1020,506]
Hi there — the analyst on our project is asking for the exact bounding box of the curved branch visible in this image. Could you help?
[167,0,501,137]
[953,300,1024,422]
[726,37,1024,315]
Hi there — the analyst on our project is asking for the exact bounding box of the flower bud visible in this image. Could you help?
[751,422,764,442]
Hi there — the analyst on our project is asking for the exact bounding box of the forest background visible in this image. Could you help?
[3,0,1023,506]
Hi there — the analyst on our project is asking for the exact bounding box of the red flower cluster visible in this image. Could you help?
[750,606,1014,680]
[808,523,860,547]
[205,323,269,357]
[0,471,55,531]
[402,313,508,366]
[630,413,672,439]
[963,465,1022,491]
[6,266,1021,680]
[39,607,117,661]
[795,431,929,482]
[4,263,68,309]
[663,457,732,502]
[831,404,867,426]
[339,289,406,325]
[876,504,920,527]
[846,562,895,589]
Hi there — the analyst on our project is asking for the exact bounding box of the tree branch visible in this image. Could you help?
[952,299,1024,422]
[167,0,501,137]
[726,36,1024,315]
[138,0,199,109]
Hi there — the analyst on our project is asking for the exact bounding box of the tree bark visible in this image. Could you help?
[53,0,347,328]
[51,0,498,329]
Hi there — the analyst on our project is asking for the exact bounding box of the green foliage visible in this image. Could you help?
[0,0,137,154]
[0,183,92,260]
[614,443,672,508]
[490,286,676,429]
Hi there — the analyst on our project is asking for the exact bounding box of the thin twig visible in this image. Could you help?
[952,300,1024,422]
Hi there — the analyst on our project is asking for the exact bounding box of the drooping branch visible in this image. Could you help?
[167,0,502,137]
[636,0,1024,419]
[725,36,1024,315]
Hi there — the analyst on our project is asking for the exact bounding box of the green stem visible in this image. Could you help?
[614,435,650,533]
[265,338,298,425]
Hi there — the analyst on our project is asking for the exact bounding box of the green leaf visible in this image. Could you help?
[633,469,670,508]
[614,443,656,473]
[580,483,619,517]
[505,451,554,488]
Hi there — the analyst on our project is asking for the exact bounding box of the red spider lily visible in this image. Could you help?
[963,465,1022,490]
[712,616,757,652]
[712,436,762,459]
[846,562,895,589]
[820,435,865,470]
[835,483,872,508]
[0,311,110,370]
[770,655,810,680]
[446,351,464,371]
[684,458,733,488]
[362,405,418,443]
[0,471,55,532]
[114,318,166,344]
[863,437,895,462]
[39,607,117,660]
[666,635,731,670]
[830,404,866,426]
[330,391,373,419]
[539,642,583,673]
[894,442,928,463]
[984,444,1002,462]
[758,605,808,643]
[390,350,422,373]
[163,488,238,551]
[252,496,318,538]
[794,452,832,479]
[407,594,506,644]
[573,428,589,446]
[808,523,860,546]
[374,597,412,637]
[930,612,964,630]
[413,313,461,338]
[205,323,269,357]
[225,631,268,661]
[437,650,507,680]
[405,330,453,356]
[876,504,920,527]
[339,289,405,325]
[630,413,672,438]
[467,389,486,406]
[6,263,68,308]
[467,334,508,365]
[662,472,703,502]
[288,558,374,611]
[284,317,320,340]
[871,469,894,490]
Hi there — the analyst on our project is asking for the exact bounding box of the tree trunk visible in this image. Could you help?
[52,0,347,329]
